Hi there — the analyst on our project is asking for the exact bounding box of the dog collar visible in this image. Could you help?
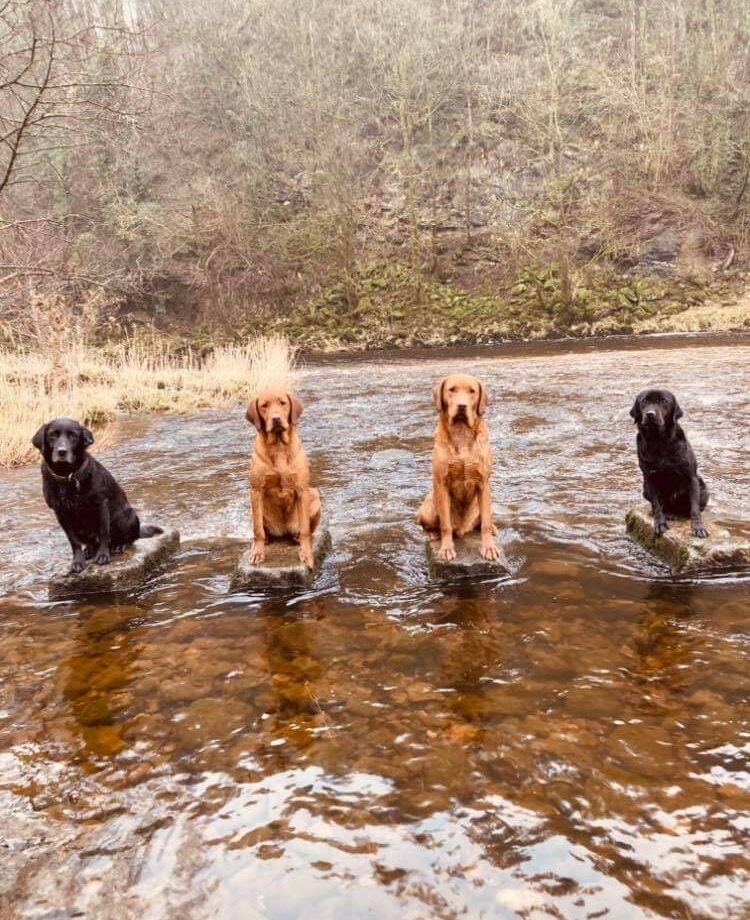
[43,456,90,491]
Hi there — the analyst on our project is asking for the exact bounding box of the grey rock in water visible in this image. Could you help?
[49,529,180,600]
[232,528,332,590]
[626,506,750,575]
[426,532,511,579]
[368,449,415,471]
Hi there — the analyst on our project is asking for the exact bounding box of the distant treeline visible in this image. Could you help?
[0,0,748,339]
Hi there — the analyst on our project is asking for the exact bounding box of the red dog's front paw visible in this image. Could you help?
[249,543,267,565]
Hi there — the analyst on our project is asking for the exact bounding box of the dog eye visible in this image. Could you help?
[469,388,476,394]
[261,402,269,409]
[448,386,456,393]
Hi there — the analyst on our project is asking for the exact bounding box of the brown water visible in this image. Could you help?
[1,337,749,919]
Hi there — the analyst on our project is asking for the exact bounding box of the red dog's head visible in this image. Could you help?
[246,390,303,439]
[433,373,487,427]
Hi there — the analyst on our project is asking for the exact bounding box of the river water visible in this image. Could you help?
[1,336,748,919]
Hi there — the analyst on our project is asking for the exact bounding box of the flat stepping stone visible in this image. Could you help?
[426,532,511,579]
[626,506,750,575]
[49,529,180,600]
[231,528,332,590]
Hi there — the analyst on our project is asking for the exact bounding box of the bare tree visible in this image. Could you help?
[0,0,155,325]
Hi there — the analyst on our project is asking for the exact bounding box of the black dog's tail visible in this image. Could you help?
[139,523,164,539]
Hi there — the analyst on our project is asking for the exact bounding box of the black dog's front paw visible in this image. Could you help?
[692,524,709,539]
[94,549,111,566]
[70,553,86,574]
[654,520,669,537]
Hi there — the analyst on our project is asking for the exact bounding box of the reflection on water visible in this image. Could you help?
[0,338,749,918]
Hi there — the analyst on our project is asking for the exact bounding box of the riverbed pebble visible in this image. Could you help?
[367,448,415,470]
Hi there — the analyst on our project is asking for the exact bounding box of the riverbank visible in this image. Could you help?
[258,267,750,351]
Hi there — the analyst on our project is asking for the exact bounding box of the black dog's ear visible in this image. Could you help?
[629,398,640,423]
[81,425,94,447]
[672,399,683,422]
[32,424,46,451]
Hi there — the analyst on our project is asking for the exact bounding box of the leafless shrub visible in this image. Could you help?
[0,0,747,333]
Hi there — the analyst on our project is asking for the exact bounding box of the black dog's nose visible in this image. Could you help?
[645,409,657,418]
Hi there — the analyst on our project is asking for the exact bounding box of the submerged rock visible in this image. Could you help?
[49,530,180,600]
[625,506,750,574]
[231,528,332,590]
[368,449,415,471]
[426,532,511,579]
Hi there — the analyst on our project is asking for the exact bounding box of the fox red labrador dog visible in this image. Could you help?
[245,390,322,568]
[417,373,501,562]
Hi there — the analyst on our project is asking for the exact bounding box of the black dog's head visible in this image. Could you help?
[32,417,94,470]
[629,388,683,436]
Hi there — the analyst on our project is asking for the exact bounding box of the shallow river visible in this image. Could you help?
[1,336,749,919]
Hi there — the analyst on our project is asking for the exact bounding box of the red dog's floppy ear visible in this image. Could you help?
[476,380,488,416]
[246,398,263,431]
[433,378,447,412]
[288,393,303,425]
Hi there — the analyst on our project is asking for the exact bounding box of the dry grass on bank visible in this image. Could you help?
[633,289,750,335]
[0,334,296,468]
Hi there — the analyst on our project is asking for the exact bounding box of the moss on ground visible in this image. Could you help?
[236,262,748,351]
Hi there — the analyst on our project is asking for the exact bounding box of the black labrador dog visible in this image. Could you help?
[629,388,709,538]
[32,417,161,573]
